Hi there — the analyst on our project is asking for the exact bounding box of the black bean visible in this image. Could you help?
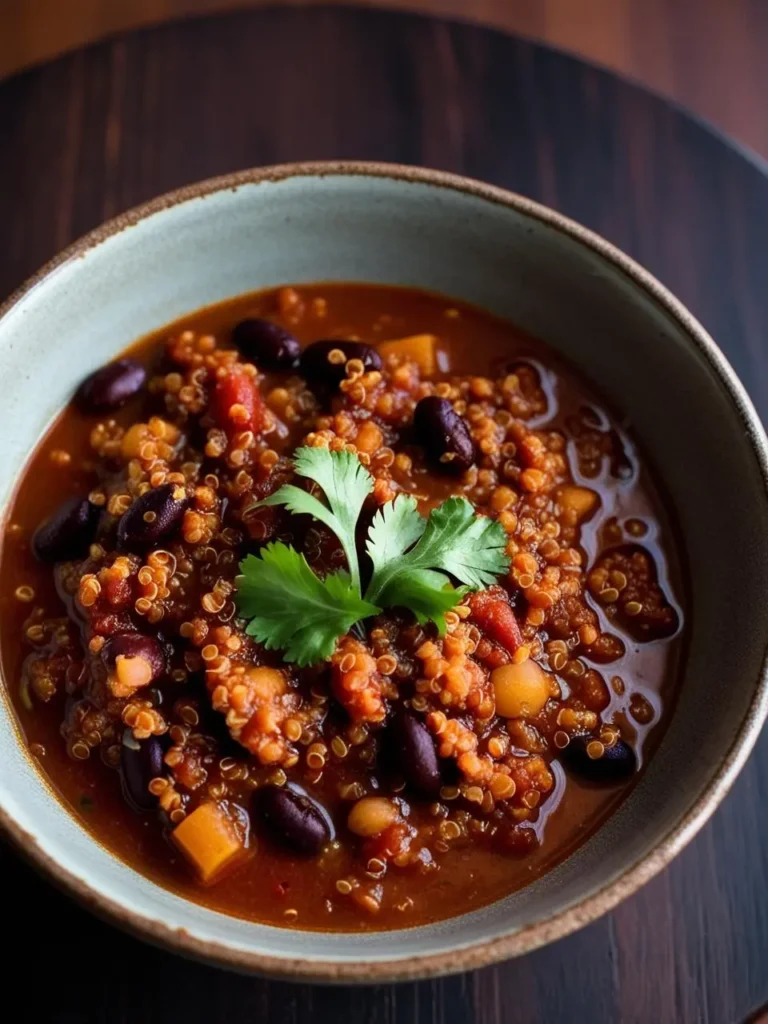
[413,396,475,475]
[561,735,637,784]
[256,784,333,856]
[102,632,167,684]
[120,730,164,810]
[75,358,147,413]
[232,318,300,371]
[300,340,382,393]
[117,484,188,549]
[32,496,101,562]
[387,711,442,798]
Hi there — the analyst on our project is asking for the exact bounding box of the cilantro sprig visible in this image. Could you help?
[236,544,379,666]
[235,446,509,665]
[366,494,510,606]
[258,447,373,592]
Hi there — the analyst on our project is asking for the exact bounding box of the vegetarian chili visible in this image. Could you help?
[0,283,684,931]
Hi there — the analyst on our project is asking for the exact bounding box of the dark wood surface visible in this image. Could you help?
[1,6,768,1022]
[4,0,768,164]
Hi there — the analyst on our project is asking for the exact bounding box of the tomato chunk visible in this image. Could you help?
[212,368,266,435]
[470,588,523,654]
[362,821,412,862]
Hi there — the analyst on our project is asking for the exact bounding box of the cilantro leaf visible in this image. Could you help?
[257,447,373,592]
[365,495,509,606]
[365,493,426,578]
[405,496,510,588]
[376,568,469,635]
[235,544,380,666]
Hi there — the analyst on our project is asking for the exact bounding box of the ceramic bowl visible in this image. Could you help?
[1,163,767,982]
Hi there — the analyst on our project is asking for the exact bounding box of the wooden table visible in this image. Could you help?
[1,6,767,1022]
[3,0,768,161]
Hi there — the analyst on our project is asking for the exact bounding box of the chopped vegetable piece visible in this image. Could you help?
[491,660,553,718]
[470,589,523,654]
[378,334,437,375]
[212,367,266,435]
[347,796,400,837]
[558,485,599,521]
[172,801,247,883]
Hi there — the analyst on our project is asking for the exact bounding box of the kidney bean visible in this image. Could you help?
[120,729,165,810]
[561,734,637,783]
[117,484,188,549]
[300,340,382,392]
[232,318,300,371]
[413,396,475,474]
[256,784,333,856]
[32,496,101,562]
[387,711,442,798]
[102,633,167,683]
[75,358,147,413]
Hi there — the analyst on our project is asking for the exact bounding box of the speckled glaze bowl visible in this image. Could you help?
[1,163,767,982]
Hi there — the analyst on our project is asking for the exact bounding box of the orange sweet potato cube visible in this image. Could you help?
[172,801,245,884]
[378,334,437,375]
[558,485,599,521]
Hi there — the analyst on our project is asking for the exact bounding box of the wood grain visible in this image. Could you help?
[1,6,768,1023]
[3,0,768,159]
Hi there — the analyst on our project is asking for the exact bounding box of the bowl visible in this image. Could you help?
[1,162,767,982]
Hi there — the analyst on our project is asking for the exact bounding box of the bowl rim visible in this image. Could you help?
[1,160,767,982]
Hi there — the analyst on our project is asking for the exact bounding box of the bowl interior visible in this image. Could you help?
[1,168,767,976]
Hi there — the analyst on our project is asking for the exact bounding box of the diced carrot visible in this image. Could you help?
[378,334,437,375]
[172,801,246,883]
[211,368,266,436]
[470,589,523,654]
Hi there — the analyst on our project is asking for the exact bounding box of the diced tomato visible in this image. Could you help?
[470,588,523,654]
[362,821,412,862]
[211,368,266,436]
[102,574,133,607]
[89,611,135,636]
[500,823,539,856]
[172,744,208,791]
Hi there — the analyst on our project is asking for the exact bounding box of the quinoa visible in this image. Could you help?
[4,283,684,931]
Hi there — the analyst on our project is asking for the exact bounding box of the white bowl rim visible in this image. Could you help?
[1,160,767,982]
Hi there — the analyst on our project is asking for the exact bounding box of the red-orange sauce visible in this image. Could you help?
[0,284,684,931]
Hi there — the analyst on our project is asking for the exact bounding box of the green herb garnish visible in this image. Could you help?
[258,447,373,593]
[365,493,510,609]
[236,544,379,667]
[235,446,509,665]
